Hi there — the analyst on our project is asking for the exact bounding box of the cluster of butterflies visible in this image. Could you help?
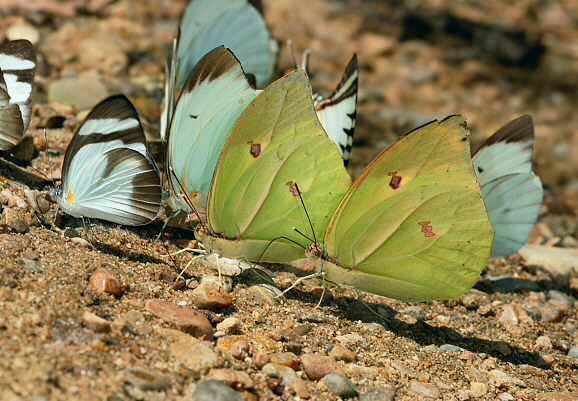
[0,0,543,302]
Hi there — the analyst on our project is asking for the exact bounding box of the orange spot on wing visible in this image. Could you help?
[419,221,435,237]
[66,186,74,203]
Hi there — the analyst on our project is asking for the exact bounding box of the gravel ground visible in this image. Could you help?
[1,0,577,400]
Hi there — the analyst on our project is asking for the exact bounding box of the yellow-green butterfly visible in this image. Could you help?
[196,71,494,301]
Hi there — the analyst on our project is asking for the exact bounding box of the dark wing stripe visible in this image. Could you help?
[473,115,534,154]
[62,95,147,179]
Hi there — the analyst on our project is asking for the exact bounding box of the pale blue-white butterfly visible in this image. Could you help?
[472,115,543,257]
[160,0,278,141]
[0,39,36,151]
[50,95,162,226]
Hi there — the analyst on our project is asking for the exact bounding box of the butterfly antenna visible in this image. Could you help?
[169,167,204,224]
[293,182,317,245]
[287,39,299,69]
[256,235,306,264]
[44,129,55,184]
[292,227,314,243]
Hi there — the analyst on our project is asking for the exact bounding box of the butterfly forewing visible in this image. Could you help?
[62,95,148,187]
[323,116,494,301]
[166,46,257,213]
[56,95,161,225]
[472,115,543,257]
[0,39,36,150]
[207,71,351,261]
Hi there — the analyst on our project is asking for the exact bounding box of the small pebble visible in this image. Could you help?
[231,340,250,359]
[89,269,121,296]
[146,299,213,340]
[329,343,357,362]
[547,290,574,307]
[249,284,285,305]
[402,306,426,320]
[498,393,514,401]
[322,373,358,398]
[190,380,243,401]
[410,381,442,399]
[470,381,488,398]
[191,282,233,309]
[262,362,298,385]
[216,317,242,334]
[208,368,255,390]
[270,352,299,369]
[170,340,221,375]
[71,237,95,249]
[300,353,345,380]
[83,311,111,333]
[535,335,553,350]
[252,351,270,369]
[439,344,463,352]
[335,333,368,348]
[359,385,396,401]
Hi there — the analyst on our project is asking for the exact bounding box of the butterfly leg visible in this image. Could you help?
[277,272,323,298]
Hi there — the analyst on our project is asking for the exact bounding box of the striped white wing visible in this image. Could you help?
[166,46,257,214]
[313,54,358,167]
[0,40,36,150]
[176,0,277,89]
[54,95,161,225]
[472,115,543,257]
[58,148,161,225]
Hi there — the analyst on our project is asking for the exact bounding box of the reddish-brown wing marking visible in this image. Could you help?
[247,141,261,157]
[388,172,401,189]
[419,221,435,237]
[286,181,299,196]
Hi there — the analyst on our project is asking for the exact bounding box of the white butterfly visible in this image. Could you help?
[50,95,162,226]
[292,48,359,167]
[164,46,257,217]
[0,40,36,151]
[472,115,543,257]
[160,0,278,141]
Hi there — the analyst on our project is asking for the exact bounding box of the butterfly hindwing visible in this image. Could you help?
[54,95,161,225]
[322,116,494,301]
[313,54,358,166]
[472,115,543,257]
[0,39,36,150]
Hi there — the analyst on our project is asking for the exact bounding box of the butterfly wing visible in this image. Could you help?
[160,33,179,142]
[205,71,351,262]
[176,0,277,89]
[313,54,358,167]
[57,95,161,225]
[61,148,161,225]
[472,115,543,257]
[321,116,494,301]
[0,40,36,150]
[166,46,257,213]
